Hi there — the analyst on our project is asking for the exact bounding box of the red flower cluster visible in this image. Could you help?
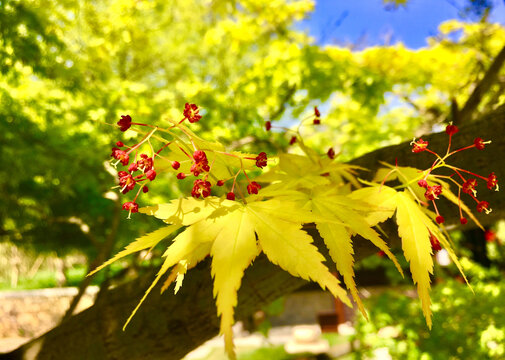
[117,115,132,132]
[111,103,270,210]
[191,179,212,198]
[190,150,210,176]
[413,123,497,225]
[411,138,429,153]
[247,181,261,195]
[255,152,268,169]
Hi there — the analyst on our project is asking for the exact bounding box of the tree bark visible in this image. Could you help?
[3,113,505,360]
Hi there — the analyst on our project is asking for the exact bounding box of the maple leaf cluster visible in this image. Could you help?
[98,104,498,360]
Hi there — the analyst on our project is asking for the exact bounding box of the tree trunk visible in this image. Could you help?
[3,113,505,360]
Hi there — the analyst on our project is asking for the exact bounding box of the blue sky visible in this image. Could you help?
[301,0,505,48]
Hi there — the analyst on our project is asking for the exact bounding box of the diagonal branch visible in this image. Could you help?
[455,44,505,125]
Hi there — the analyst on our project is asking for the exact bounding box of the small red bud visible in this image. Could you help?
[418,179,428,188]
[430,233,442,252]
[128,162,138,172]
[460,217,468,225]
[313,119,321,125]
[142,186,149,193]
[146,169,157,181]
[217,180,224,186]
[177,173,186,180]
[116,141,124,147]
[327,147,335,159]
[377,250,385,257]
[265,121,271,131]
[485,230,496,243]
[314,106,321,118]
[226,192,235,201]
[171,161,180,170]
[445,124,459,136]
[289,136,297,145]
[436,215,445,224]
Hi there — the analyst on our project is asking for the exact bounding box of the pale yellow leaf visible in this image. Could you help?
[395,192,434,328]
[315,217,367,319]
[247,206,351,307]
[87,224,179,277]
[140,197,238,225]
[211,208,258,359]
[123,219,221,329]
[349,186,398,226]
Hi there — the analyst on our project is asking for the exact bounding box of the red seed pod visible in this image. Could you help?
[171,161,180,170]
[116,141,124,147]
[289,136,297,145]
[327,148,335,159]
[436,215,445,224]
[142,186,149,193]
[216,180,225,186]
[265,121,272,131]
[176,173,186,180]
[460,217,468,225]
[226,192,235,201]
[314,106,321,118]
[313,119,321,125]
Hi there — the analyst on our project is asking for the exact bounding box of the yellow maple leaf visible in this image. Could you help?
[87,224,180,277]
[395,191,434,328]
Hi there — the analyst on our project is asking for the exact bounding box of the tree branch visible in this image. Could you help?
[455,44,505,125]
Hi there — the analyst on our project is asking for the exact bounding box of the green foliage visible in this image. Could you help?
[353,275,505,359]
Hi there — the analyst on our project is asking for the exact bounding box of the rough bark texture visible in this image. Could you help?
[3,113,505,360]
